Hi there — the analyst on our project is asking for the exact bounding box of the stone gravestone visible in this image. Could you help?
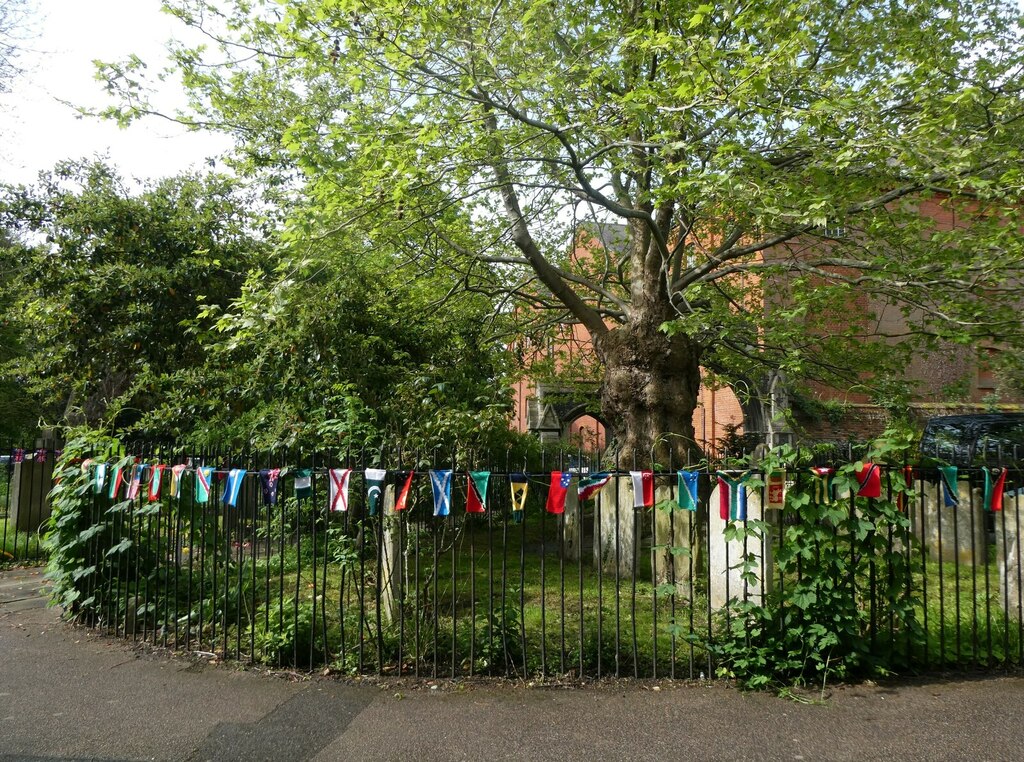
[913,480,986,565]
[996,491,1024,622]
[9,453,56,534]
[707,480,772,610]
[652,482,697,593]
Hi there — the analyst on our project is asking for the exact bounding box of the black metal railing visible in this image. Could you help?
[1,445,55,563]
[36,443,1024,678]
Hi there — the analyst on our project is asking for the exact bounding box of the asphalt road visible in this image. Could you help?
[3,567,1024,761]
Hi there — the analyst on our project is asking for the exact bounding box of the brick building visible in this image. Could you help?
[513,198,1022,450]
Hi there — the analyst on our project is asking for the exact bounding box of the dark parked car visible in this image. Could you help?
[920,413,1024,467]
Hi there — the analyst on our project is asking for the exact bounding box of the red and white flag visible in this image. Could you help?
[631,470,654,508]
[328,468,352,512]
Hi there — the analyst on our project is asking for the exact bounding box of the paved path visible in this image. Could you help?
[3,567,1024,761]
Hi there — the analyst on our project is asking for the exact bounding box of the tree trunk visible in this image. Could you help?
[591,322,704,574]
[595,324,703,463]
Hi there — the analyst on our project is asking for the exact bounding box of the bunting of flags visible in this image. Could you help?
[72,458,1006,527]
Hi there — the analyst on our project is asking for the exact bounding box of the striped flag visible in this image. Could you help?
[577,473,611,502]
[677,470,699,511]
[365,469,387,516]
[223,469,247,507]
[716,472,748,521]
[148,465,166,502]
[939,466,959,508]
[630,470,654,508]
[196,467,213,504]
[94,463,108,495]
[395,471,415,512]
[125,465,145,500]
[170,465,187,499]
[984,467,1009,512]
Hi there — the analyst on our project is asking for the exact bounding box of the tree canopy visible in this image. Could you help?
[99,0,1024,458]
[0,160,270,430]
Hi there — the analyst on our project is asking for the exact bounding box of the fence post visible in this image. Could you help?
[380,484,403,625]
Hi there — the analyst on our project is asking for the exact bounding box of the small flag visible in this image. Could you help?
[546,471,572,514]
[630,470,654,508]
[466,471,490,514]
[984,467,1008,512]
[294,468,312,500]
[94,463,108,494]
[223,468,247,507]
[717,472,748,521]
[259,469,280,505]
[328,468,352,512]
[430,470,452,516]
[896,466,914,511]
[170,465,187,499]
[677,470,699,511]
[109,465,124,499]
[577,473,611,502]
[148,465,166,502]
[766,470,786,510]
[810,467,835,504]
[196,466,213,504]
[365,468,387,516]
[35,449,47,463]
[510,473,529,514]
[12,448,24,463]
[855,462,882,498]
[395,471,415,512]
[938,466,959,508]
[125,464,145,500]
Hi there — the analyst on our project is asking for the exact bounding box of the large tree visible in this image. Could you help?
[101,0,1024,461]
[0,160,270,429]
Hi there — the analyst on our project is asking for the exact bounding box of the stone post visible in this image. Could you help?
[379,485,403,624]
[707,483,772,610]
[593,477,636,577]
[914,480,987,565]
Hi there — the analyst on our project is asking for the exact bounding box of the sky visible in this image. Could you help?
[0,0,230,186]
